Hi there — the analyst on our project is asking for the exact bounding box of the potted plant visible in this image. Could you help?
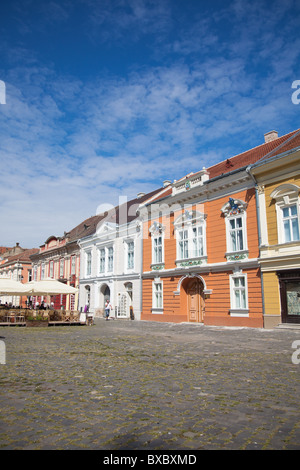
[25,313,49,327]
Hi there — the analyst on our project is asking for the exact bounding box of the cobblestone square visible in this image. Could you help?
[0,320,299,450]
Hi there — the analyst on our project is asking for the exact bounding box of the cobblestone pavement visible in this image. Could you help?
[0,319,299,450]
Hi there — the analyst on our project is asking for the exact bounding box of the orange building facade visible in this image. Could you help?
[139,129,299,327]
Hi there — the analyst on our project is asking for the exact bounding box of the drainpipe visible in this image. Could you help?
[139,225,143,321]
[246,165,266,320]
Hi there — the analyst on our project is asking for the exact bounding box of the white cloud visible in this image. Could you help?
[0,0,299,247]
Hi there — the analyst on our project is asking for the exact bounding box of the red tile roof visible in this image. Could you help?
[207,129,299,179]
[145,128,300,205]
[0,248,39,267]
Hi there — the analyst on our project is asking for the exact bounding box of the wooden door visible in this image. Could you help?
[187,279,204,323]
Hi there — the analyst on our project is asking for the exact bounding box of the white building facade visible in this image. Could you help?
[78,190,161,319]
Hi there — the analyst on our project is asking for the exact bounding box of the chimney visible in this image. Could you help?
[163,180,172,187]
[137,192,146,199]
[264,130,278,143]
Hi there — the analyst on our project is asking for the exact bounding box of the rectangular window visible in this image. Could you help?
[49,261,54,278]
[153,282,163,309]
[99,249,105,273]
[108,247,114,272]
[71,256,76,275]
[192,226,204,257]
[153,236,163,263]
[127,242,134,269]
[229,217,244,251]
[86,252,91,276]
[59,258,64,277]
[282,205,300,242]
[41,263,45,280]
[178,229,189,259]
[33,265,37,281]
[230,274,248,315]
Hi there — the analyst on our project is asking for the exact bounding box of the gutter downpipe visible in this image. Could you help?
[246,165,266,322]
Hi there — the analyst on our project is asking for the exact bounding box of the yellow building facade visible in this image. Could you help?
[250,137,300,327]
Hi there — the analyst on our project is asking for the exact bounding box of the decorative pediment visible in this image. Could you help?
[174,210,206,227]
[96,221,117,238]
[221,198,248,217]
[270,183,300,202]
[149,221,165,235]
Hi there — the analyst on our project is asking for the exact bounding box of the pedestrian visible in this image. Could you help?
[104,299,112,320]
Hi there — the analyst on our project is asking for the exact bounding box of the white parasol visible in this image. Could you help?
[0,278,32,295]
[24,278,78,296]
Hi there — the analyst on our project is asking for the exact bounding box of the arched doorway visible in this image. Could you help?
[98,284,110,316]
[182,277,205,323]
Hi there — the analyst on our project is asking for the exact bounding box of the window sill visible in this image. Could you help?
[175,256,207,267]
[226,250,249,261]
[151,308,164,314]
[230,309,249,317]
[151,263,165,271]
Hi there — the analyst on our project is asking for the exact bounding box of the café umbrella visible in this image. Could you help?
[24,278,78,296]
[0,278,32,295]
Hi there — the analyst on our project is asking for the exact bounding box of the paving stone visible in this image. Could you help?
[0,320,299,450]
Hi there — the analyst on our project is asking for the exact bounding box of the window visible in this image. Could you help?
[221,198,248,257]
[192,225,204,257]
[175,211,206,261]
[178,229,189,259]
[33,265,37,281]
[59,258,64,277]
[153,235,163,263]
[282,205,300,242]
[99,249,105,273]
[270,184,300,245]
[71,256,76,275]
[230,273,248,315]
[49,260,54,278]
[107,247,114,272]
[229,216,244,252]
[152,280,163,312]
[41,263,45,280]
[149,222,165,268]
[127,241,134,270]
[86,252,92,276]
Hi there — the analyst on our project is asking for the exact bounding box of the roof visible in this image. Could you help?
[0,248,39,268]
[145,128,300,205]
[31,187,163,258]
[206,128,299,179]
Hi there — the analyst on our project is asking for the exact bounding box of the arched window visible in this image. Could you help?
[270,184,300,244]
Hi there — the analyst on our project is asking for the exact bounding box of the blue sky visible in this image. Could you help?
[0,0,299,248]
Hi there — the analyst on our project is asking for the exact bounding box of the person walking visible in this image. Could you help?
[104,299,112,320]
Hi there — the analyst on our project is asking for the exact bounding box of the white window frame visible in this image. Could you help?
[281,204,300,242]
[125,240,135,271]
[59,258,64,278]
[227,213,247,253]
[99,248,106,273]
[175,211,207,262]
[271,184,300,245]
[41,263,45,280]
[230,272,249,316]
[71,256,76,276]
[86,251,92,277]
[152,278,163,313]
[49,260,54,278]
[149,222,165,267]
[221,199,248,257]
[107,246,114,272]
